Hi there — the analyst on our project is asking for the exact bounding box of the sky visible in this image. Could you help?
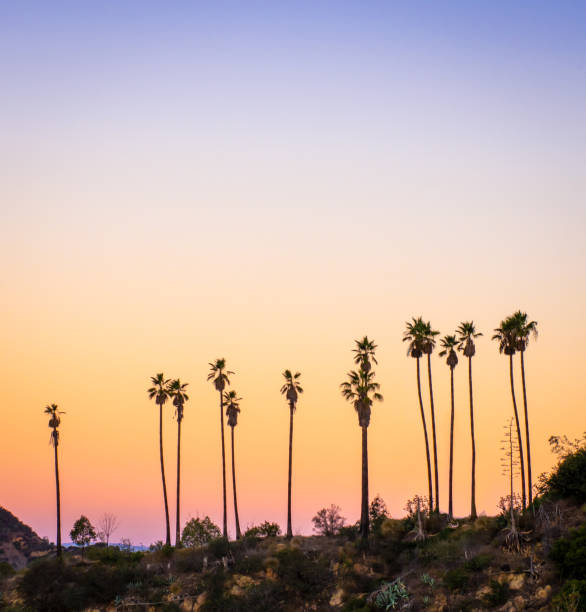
[1,1,585,545]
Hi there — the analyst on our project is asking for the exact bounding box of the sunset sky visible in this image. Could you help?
[2,2,585,545]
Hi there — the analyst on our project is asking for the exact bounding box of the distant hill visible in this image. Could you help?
[0,507,52,569]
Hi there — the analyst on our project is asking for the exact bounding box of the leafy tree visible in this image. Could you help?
[169,378,189,546]
[312,505,346,536]
[70,515,96,557]
[456,321,482,518]
[537,433,586,502]
[207,358,234,538]
[280,369,303,538]
[403,318,433,510]
[439,334,459,520]
[181,516,221,548]
[369,495,389,535]
[224,389,243,539]
[44,403,64,558]
[147,373,172,545]
[244,521,282,538]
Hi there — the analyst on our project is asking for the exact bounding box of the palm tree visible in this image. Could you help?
[422,320,440,512]
[403,317,433,510]
[439,335,458,520]
[224,390,243,540]
[45,403,64,558]
[456,321,483,519]
[148,373,172,546]
[340,354,383,541]
[169,378,189,546]
[352,336,378,373]
[510,310,538,507]
[280,370,303,539]
[207,358,234,538]
[493,317,527,510]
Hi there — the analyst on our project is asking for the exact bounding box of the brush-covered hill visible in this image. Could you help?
[0,507,52,571]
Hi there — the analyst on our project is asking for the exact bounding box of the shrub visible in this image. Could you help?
[244,521,281,538]
[550,525,586,580]
[174,547,205,573]
[369,579,409,609]
[537,435,586,502]
[483,579,509,606]
[442,568,469,590]
[464,553,492,572]
[552,579,586,611]
[369,495,389,535]
[275,547,333,598]
[0,562,15,578]
[312,504,346,536]
[339,523,360,541]
[182,516,222,547]
[207,537,230,559]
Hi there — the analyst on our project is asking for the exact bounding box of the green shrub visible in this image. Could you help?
[550,525,586,579]
[552,579,586,611]
[464,553,492,572]
[174,547,205,572]
[243,521,281,538]
[275,548,333,598]
[207,537,230,559]
[482,579,509,606]
[539,446,586,502]
[86,545,143,565]
[232,552,264,574]
[442,568,469,590]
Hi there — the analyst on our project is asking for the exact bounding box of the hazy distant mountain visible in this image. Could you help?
[0,507,52,569]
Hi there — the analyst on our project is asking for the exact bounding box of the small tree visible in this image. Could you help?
[181,516,221,548]
[70,516,96,557]
[312,505,346,536]
[244,521,282,538]
[97,512,119,547]
[369,495,389,535]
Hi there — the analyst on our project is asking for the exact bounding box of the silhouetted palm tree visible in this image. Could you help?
[207,358,234,538]
[340,353,383,541]
[224,390,243,539]
[511,310,538,507]
[148,373,172,546]
[493,318,527,510]
[169,378,189,546]
[439,335,458,520]
[422,320,440,512]
[403,317,433,510]
[456,321,482,519]
[352,336,378,373]
[45,403,64,558]
[280,370,303,539]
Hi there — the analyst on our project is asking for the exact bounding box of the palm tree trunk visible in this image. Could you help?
[175,418,182,546]
[520,351,533,508]
[448,367,455,520]
[53,438,62,558]
[287,404,294,539]
[416,358,433,510]
[427,354,439,513]
[509,354,526,510]
[360,425,369,540]
[219,392,228,538]
[231,427,242,539]
[159,404,171,546]
[468,357,477,519]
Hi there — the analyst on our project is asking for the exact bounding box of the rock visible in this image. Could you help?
[329,587,345,607]
[534,585,552,601]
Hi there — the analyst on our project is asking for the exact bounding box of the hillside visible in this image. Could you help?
[0,507,52,570]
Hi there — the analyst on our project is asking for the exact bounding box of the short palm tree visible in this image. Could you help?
[511,310,538,507]
[207,358,234,538]
[224,390,243,539]
[456,321,483,519]
[148,373,172,546]
[439,335,458,520]
[493,317,527,510]
[280,370,303,539]
[422,320,440,512]
[45,403,64,558]
[403,317,433,510]
[340,352,383,541]
[169,378,189,546]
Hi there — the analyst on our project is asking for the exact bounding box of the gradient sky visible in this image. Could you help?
[1,1,585,545]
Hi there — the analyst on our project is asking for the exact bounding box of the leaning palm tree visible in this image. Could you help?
[439,335,458,520]
[169,378,189,546]
[207,358,234,538]
[493,317,527,510]
[148,373,172,546]
[224,390,243,540]
[340,357,383,541]
[280,370,303,539]
[403,317,433,510]
[422,320,440,512]
[511,310,538,507]
[456,321,483,519]
[45,403,64,558]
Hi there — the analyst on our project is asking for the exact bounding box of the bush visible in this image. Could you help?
[550,524,586,580]
[174,547,205,573]
[275,547,333,598]
[464,553,492,572]
[483,579,509,606]
[442,568,469,590]
[182,516,222,547]
[207,537,230,559]
[538,435,586,502]
[86,545,143,565]
[369,496,389,536]
[244,521,281,538]
[0,562,15,578]
[312,504,346,536]
[552,579,586,611]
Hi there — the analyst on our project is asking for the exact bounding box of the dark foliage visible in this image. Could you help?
[482,579,510,606]
[550,524,586,580]
[206,537,230,559]
[539,448,586,503]
[275,547,333,599]
[243,521,281,538]
[442,568,469,590]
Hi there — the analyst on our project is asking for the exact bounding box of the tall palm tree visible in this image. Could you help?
[511,310,538,507]
[207,358,234,538]
[456,321,483,519]
[422,320,440,512]
[169,378,189,546]
[340,354,383,541]
[45,403,64,558]
[224,390,243,540]
[280,370,303,539]
[148,373,172,546]
[439,335,458,520]
[493,317,527,510]
[403,317,433,510]
[352,336,378,373]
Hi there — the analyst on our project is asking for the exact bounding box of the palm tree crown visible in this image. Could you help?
[352,336,378,372]
[403,317,426,358]
[224,390,242,427]
[340,369,383,428]
[439,335,459,369]
[510,311,538,351]
[45,404,64,446]
[280,370,303,409]
[492,318,518,355]
[457,321,483,357]
[207,358,234,392]
[169,379,189,422]
[422,320,440,355]
[148,373,171,406]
